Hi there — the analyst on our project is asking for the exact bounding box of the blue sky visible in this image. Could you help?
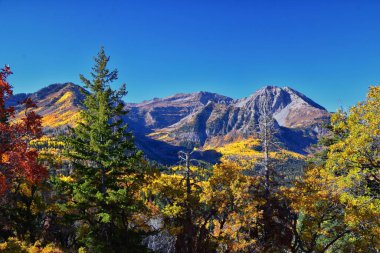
[1,0,379,111]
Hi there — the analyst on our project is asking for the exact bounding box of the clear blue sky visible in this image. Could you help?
[1,0,379,111]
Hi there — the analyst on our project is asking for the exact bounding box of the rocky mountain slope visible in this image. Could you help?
[125,91,233,133]
[8,83,330,164]
[7,83,85,131]
[149,86,329,152]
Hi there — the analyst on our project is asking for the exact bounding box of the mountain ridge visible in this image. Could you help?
[149,85,329,150]
[9,83,330,163]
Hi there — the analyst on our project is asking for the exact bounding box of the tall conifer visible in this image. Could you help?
[63,48,148,252]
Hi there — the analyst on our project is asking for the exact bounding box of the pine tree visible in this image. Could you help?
[61,48,149,252]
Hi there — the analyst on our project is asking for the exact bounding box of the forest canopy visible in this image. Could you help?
[0,50,379,253]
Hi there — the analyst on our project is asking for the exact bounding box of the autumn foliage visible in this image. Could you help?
[0,66,47,195]
[0,52,379,252]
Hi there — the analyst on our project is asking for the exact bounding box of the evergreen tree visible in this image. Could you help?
[61,48,149,252]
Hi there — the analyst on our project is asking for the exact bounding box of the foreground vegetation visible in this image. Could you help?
[0,49,379,252]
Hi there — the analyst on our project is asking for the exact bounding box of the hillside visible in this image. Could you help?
[9,83,330,163]
[148,86,329,153]
[7,83,85,131]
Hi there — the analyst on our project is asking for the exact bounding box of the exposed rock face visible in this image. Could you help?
[143,218,175,253]
[151,86,330,153]
[9,83,329,163]
[125,92,234,133]
[236,86,328,128]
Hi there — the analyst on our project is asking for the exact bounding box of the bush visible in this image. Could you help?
[0,238,63,253]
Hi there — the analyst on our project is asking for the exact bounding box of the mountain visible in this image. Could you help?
[9,83,330,164]
[125,91,234,133]
[149,86,329,151]
[236,86,328,128]
[8,83,85,132]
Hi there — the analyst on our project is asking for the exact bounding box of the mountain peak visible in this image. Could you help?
[125,91,234,130]
[9,83,85,129]
[239,85,326,110]
[259,85,282,91]
[192,91,234,105]
[10,83,330,161]
[148,85,329,155]
[133,91,233,108]
[233,85,329,128]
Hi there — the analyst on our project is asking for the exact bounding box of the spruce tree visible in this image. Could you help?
[62,48,148,252]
